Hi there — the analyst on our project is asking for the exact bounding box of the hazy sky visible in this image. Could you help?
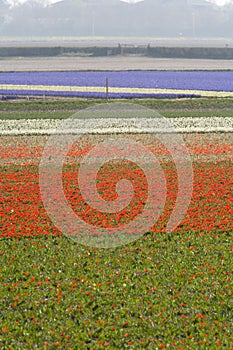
[209,0,232,5]
[6,0,59,6]
[5,0,233,7]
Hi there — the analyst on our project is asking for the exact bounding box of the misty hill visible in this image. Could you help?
[0,0,233,38]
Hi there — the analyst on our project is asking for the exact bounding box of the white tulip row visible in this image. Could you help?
[1,116,233,135]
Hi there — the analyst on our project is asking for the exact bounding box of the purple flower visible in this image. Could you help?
[1,71,233,91]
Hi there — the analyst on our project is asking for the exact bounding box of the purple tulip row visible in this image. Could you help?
[0,70,233,91]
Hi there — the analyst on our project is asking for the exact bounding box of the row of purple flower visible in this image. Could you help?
[0,90,200,99]
[0,70,233,91]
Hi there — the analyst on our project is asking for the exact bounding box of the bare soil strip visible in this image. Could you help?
[2,57,233,71]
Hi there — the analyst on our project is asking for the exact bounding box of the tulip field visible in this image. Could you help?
[0,91,233,348]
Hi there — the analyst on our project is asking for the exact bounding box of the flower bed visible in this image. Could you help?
[1,70,233,98]
[1,70,233,90]
[1,133,232,237]
[1,116,233,135]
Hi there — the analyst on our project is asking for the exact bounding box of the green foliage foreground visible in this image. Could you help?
[0,232,232,349]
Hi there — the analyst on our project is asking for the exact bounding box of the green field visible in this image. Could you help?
[1,97,233,120]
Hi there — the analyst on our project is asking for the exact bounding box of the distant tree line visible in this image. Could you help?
[0,0,233,38]
[1,45,233,59]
